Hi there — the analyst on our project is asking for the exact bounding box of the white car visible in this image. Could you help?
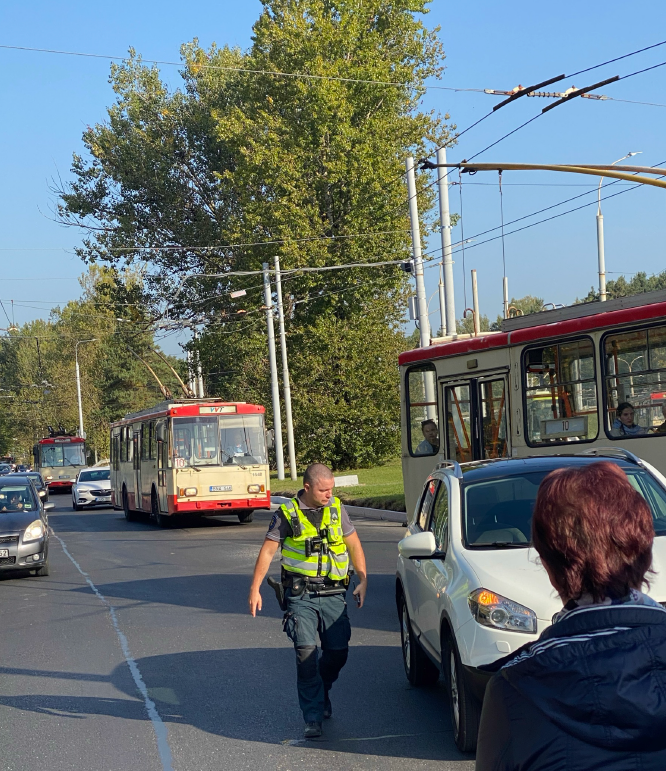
[72,467,112,511]
[396,450,666,753]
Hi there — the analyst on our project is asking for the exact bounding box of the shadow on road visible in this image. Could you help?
[0,646,470,763]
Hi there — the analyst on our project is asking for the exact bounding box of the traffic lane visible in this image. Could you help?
[47,500,474,770]
[0,510,163,771]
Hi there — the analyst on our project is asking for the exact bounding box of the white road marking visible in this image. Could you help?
[51,531,175,771]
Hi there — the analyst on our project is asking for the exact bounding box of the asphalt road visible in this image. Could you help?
[0,495,475,771]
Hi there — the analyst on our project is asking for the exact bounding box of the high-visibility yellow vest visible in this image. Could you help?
[280,497,350,581]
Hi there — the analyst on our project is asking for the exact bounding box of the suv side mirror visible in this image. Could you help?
[43,502,55,512]
[398,531,437,559]
[266,429,275,450]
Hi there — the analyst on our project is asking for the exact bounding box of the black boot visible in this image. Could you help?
[324,688,332,719]
[304,722,322,738]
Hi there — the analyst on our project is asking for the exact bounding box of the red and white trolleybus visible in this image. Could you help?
[33,435,86,491]
[110,399,270,526]
[400,289,666,513]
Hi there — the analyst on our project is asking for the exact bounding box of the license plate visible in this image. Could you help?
[210,485,232,492]
[0,549,8,558]
[96,497,111,502]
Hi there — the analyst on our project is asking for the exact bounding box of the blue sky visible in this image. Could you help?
[1,0,665,354]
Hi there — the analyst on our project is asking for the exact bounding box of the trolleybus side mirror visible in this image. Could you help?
[266,429,275,450]
[156,424,167,442]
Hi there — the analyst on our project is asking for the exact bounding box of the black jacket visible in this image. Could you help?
[475,604,666,770]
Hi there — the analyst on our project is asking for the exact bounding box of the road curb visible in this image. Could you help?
[269,496,407,525]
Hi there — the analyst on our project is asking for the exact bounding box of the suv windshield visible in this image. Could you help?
[0,485,36,512]
[462,466,666,547]
[78,469,110,482]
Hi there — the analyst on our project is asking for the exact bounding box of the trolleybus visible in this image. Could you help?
[33,435,87,491]
[110,399,270,526]
[400,289,666,513]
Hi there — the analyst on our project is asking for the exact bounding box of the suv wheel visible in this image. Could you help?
[399,595,439,687]
[443,631,481,752]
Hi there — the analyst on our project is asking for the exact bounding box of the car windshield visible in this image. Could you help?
[78,469,110,482]
[26,474,43,486]
[39,443,86,468]
[0,485,36,512]
[462,466,666,548]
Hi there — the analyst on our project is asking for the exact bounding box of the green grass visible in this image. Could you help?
[270,458,406,512]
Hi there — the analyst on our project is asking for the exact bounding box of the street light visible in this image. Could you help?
[596,152,642,302]
[75,339,97,439]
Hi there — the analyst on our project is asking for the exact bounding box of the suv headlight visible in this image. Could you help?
[468,588,537,634]
[23,520,45,543]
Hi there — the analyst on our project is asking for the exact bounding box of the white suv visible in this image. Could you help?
[396,451,666,752]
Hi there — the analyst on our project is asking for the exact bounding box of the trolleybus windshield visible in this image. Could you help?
[40,443,86,468]
[172,414,266,467]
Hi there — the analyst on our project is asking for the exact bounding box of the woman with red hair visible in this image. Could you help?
[476,461,666,770]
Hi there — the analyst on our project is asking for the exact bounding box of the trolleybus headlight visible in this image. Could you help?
[23,520,45,543]
[45,475,53,480]
[179,487,197,497]
[468,588,537,634]
[247,484,265,493]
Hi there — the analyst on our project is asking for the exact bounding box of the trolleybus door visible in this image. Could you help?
[442,373,509,462]
[133,431,142,510]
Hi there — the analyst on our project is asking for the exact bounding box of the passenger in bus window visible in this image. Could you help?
[415,419,439,455]
[651,403,666,434]
[611,402,647,437]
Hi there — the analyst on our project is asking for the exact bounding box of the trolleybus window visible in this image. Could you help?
[220,415,267,465]
[523,338,598,446]
[173,416,219,465]
[39,443,86,468]
[444,384,472,462]
[480,380,508,459]
[604,325,666,437]
[406,364,439,456]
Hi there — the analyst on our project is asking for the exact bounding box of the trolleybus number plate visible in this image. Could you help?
[210,485,232,492]
[0,549,8,558]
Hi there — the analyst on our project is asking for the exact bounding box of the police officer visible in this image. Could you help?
[248,463,367,738]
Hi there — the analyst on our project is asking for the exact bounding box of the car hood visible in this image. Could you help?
[0,510,40,532]
[77,481,111,490]
[459,546,561,620]
[460,537,666,622]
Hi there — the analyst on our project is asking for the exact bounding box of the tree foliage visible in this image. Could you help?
[0,268,186,463]
[581,271,666,302]
[57,0,451,469]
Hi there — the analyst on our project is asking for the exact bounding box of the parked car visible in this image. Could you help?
[72,467,111,511]
[0,464,12,476]
[396,450,666,752]
[9,471,49,502]
[0,477,54,576]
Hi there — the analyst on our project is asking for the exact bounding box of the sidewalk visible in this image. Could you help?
[270,496,407,525]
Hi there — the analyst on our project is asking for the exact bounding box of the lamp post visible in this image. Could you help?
[597,152,642,301]
[75,339,97,439]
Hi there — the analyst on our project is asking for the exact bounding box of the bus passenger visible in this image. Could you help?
[611,402,646,437]
[415,420,439,455]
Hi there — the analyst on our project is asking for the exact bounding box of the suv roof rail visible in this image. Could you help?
[434,459,464,479]
[576,447,642,466]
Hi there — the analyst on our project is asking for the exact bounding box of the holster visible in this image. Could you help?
[267,576,287,611]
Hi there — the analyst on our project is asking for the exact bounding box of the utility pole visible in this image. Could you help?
[438,266,446,337]
[263,263,285,480]
[503,277,509,319]
[405,156,431,347]
[436,146,456,335]
[192,328,205,398]
[274,255,297,481]
[75,339,97,439]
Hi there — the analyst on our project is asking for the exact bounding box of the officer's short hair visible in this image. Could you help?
[303,463,334,487]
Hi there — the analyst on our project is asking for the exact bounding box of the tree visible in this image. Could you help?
[581,271,666,302]
[57,0,451,469]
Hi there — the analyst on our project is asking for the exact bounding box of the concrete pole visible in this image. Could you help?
[274,255,297,481]
[405,156,431,347]
[263,263,285,480]
[503,276,510,319]
[193,328,205,398]
[471,270,481,336]
[596,213,607,302]
[186,350,196,396]
[436,146,456,335]
[438,265,446,337]
[75,353,84,439]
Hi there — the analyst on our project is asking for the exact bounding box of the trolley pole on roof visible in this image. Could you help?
[436,146,456,335]
[274,255,297,481]
[405,156,431,347]
[263,263,285,480]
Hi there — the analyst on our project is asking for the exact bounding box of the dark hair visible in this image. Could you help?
[617,401,635,414]
[303,463,334,487]
[532,461,654,602]
[421,419,437,429]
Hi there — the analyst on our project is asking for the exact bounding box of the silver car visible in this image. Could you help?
[72,467,112,511]
[0,478,54,576]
